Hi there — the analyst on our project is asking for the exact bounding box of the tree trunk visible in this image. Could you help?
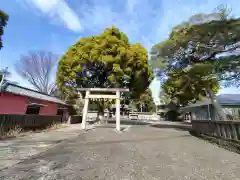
[96,102,106,124]
[206,89,227,121]
[108,107,112,118]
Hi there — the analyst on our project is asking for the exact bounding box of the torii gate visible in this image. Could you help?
[78,88,129,131]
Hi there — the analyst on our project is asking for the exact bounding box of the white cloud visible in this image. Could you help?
[125,0,138,13]
[22,0,82,32]
[76,0,163,50]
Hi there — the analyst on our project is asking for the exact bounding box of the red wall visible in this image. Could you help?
[39,100,57,115]
[0,92,58,115]
[0,92,27,114]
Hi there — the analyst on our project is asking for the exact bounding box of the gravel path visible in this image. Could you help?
[0,125,239,180]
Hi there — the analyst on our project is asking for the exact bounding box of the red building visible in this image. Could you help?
[0,82,68,117]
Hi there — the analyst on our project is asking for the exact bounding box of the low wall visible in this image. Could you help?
[83,111,160,121]
[0,114,62,136]
[191,120,240,141]
[87,111,98,119]
[129,112,160,121]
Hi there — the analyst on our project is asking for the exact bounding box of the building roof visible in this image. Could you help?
[181,94,240,111]
[217,94,240,105]
[0,82,67,105]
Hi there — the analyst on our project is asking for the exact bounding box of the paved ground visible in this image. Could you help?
[0,124,85,170]
[0,122,239,180]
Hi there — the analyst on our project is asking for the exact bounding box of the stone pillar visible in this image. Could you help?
[67,116,72,124]
[82,91,90,130]
[116,90,121,131]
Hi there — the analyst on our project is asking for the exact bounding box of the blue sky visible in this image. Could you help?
[0,0,239,104]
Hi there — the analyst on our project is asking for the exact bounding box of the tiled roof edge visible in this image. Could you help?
[3,82,67,105]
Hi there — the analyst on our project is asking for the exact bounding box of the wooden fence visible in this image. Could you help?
[0,114,63,136]
[191,120,240,141]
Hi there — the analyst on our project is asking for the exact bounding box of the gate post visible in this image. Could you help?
[116,90,121,131]
[82,90,90,130]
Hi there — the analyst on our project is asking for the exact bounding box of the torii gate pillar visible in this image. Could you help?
[81,90,90,130]
[115,90,121,131]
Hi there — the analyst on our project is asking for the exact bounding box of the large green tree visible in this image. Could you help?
[162,64,219,106]
[57,26,154,116]
[150,7,239,105]
[151,8,239,79]
[130,88,156,112]
[0,10,9,50]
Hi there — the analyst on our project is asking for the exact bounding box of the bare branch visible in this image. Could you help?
[15,51,58,94]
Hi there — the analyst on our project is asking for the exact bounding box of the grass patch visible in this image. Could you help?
[0,125,22,140]
[46,123,68,131]
[0,122,68,140]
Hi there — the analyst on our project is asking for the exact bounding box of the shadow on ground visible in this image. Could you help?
[87,119,99,125]
[89,118,193,133]
[150,123,192,132]
[80,135,192,146]
[188,130,240,154]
